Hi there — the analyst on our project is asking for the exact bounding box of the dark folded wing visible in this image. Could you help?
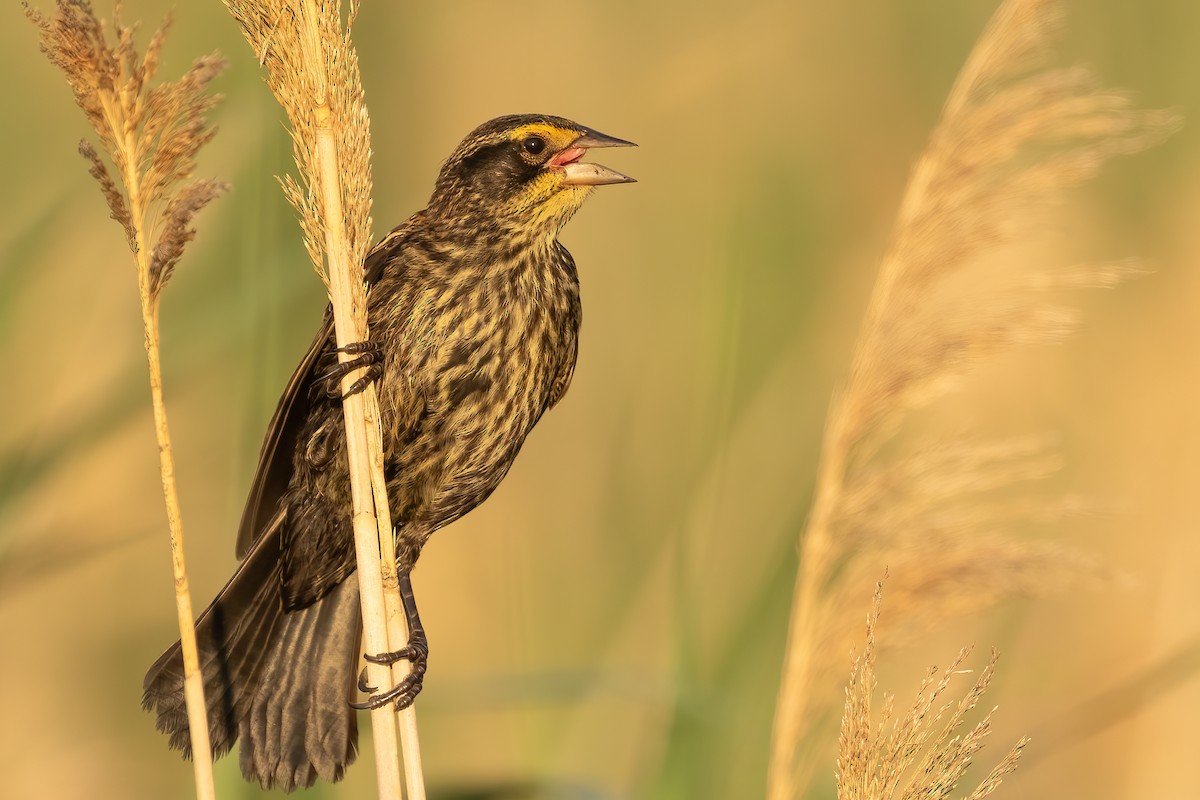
[234,221,416,558]
[235,318,334,558]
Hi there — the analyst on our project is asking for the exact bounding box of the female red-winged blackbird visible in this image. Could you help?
[142,114,634,790]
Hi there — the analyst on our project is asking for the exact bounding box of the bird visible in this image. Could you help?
[142,114,635,791]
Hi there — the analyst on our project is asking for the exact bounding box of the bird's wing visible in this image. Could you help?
[234,221,417,558]
[234,316,333,558]
[547,242,582,409]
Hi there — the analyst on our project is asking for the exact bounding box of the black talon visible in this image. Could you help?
[357,666,375,694]
[320,339,383,399]
[350,669,425,711]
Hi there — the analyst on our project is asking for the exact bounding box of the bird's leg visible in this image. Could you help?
[320,340,383,399]
[351,571,429,711]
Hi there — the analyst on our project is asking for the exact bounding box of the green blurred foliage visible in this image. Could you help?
[4,1,1200,799]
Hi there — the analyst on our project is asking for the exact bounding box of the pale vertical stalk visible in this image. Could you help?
[295,2,408,796]
[108,95,220,800]
[122,143,217,800]
[27,4,224,796]
[313,128,403,800]
[138,299,217,800]
[365,420,427,799]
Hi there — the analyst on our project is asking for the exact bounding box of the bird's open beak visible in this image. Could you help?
[552,128,637,186]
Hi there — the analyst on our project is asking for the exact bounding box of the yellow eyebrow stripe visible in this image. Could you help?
[506,122,576,143]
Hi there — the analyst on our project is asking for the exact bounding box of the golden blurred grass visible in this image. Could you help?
[770,0,1179,792]
[4,1,1200,799]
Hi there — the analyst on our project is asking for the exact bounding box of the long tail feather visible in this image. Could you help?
[142,523,362,791]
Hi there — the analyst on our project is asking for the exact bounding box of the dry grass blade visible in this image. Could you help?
[219,1,422,797]
[766,0,1179,797]
[1023,630,1200,768]
[837,583,1027,800]
[24,1,227,798]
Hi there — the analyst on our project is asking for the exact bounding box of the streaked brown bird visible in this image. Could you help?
[142,114,635,790]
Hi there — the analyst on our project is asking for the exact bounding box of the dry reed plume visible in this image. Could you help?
[24,1,227,797]
[837,583,1025,800]
[222,0,373,290]
[766,0,1180,797]
[219,1,423,797]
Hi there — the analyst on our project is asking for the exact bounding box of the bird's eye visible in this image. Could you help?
[522,136,546,156]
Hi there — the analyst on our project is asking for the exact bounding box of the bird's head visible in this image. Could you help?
[429,114,635,237]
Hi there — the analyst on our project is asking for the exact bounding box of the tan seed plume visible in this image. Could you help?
[766,0,1180,797]
[25,0,227,299]
[837,583,1027,800]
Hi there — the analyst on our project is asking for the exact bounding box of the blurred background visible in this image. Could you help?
[4,0,1200,797]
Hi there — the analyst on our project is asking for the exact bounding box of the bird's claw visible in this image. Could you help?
[351,630,429,711]
[320,340,383,399]
[350,668,425,711]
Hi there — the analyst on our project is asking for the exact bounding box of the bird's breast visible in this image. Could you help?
[375,251,579,446]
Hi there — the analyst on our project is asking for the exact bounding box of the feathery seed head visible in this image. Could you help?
[26,0,228,301]
[836,583,1026,800]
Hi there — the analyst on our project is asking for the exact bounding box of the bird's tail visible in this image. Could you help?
[142,524,363,791]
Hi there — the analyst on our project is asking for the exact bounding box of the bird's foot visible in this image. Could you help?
[321,340,383,399]
[351,628,429,711]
